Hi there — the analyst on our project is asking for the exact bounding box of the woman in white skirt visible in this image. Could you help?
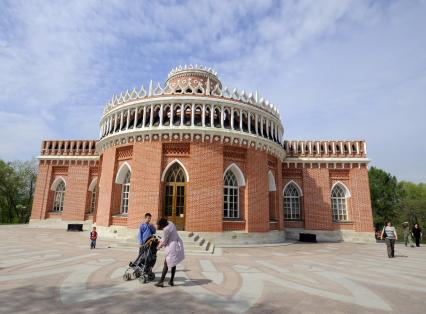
[155,217,185,287]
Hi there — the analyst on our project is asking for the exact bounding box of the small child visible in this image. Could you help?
[90,227,98,249]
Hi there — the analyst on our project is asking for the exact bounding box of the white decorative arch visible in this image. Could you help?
[50,176,66,191]
[88,177,98,191]
[115,162,131,184]
[223,163,246,187]
[268,170,276,192]
[283,180,303,196]
[331,181,351,197]
[160,159,189,182]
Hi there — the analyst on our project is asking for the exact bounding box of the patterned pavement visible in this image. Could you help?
[0,226,425,314]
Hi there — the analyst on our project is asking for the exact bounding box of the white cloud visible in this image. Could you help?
[0,0,425,182]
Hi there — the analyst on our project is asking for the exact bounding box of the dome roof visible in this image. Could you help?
[166,64,222,89]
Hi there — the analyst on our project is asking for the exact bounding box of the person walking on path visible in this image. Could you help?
[89,226,97,249]
[402,222,414,247]
[137,213,156,248]
[412,224,422,247]
[155,218,185,287]
[381,222,397,258]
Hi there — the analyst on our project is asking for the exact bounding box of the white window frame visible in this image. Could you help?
[283,182,302,220]
[89,186,96,214]
[224,170,239,219]
[331,182,350,221]
[53,181,65,212]
[120,172,131,215]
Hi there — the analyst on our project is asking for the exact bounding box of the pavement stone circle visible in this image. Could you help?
[0,225,425,314]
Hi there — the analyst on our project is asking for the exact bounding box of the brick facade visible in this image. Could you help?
[31,140,374,236]
[30,67,374,242]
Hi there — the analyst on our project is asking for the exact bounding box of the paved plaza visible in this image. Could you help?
[0,226,425,314]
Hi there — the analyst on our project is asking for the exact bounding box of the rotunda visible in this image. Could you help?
[31,65,375,245]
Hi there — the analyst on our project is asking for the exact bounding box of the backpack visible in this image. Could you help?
[382,227,387,240]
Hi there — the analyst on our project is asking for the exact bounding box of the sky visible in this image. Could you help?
[0,0,425,182]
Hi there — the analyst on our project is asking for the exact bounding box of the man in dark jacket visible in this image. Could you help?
[412,224,422,247]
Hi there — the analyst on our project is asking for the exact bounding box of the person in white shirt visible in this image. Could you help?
[381,222,398,258]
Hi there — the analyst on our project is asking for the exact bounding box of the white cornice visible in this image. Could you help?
[96,128,286,160]
[284,157,370,163]
[38,155,99,160]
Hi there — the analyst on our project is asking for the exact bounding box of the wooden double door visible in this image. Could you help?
[163,163,186,230]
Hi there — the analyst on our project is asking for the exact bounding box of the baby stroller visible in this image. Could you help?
[123,235,160,283]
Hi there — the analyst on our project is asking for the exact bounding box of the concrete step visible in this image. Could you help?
[115,231,214,254]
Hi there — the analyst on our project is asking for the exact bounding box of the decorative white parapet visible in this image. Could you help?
[102,65,281,119]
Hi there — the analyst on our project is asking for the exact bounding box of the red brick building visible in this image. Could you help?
[30,65,374,243]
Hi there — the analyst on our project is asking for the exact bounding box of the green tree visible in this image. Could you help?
[0,159,37,224]
[0,160,23,223]
[368,167,403,229]
[11,159,38,223]
[398,181,426,234]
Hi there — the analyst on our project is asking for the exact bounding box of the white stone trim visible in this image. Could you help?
[97,128,286,160]
[115,162,131,184]
[283,180,303,196]
[50,176,66,191]
[38,156,99,160]
[224,163,246,187]
[285,157,370,163]
[267,170,276,192]
[88,177,98,192]
[160,159,190,182]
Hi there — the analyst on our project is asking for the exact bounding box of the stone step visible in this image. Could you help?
[116,230,214,254]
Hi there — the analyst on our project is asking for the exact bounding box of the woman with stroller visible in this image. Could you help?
[155,218,185,287]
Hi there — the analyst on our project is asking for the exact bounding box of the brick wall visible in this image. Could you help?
[31,163,51,220]
[32,139,374,236]
[245,148,269,232]
[62,165,90,221]
[302,168,333,230]
[96,147,117,226]
[186,142,223,232]
[349,167,374,232]
[127,142,162,229]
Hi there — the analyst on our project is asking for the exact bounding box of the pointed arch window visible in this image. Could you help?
[53,181,65,212]
[283,183,301,220]
[224,170,239,219]
[165,163,186,182]
[163,162,187,230]
[120,172,131,214]
[331,183,349,221]
[89,186,97,214]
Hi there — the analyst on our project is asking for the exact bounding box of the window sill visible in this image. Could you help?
[49,211,63,214]
[112,214,128,218]
[223,219,245,223]
[284,219,303,222]
[333,220,354,224]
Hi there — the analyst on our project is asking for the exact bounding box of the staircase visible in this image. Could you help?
[178,231,215,254]
[112,231,215,254]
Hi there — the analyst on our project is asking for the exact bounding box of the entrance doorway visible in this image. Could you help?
[163,163,186,230]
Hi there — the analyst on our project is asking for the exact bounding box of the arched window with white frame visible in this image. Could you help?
[89,186,97,214]
[120,171,131,214]
[331,183,350,221]
[88,178,98,214]
[53,181,66,212]
[224,170,239,219]
[283,182,302,220]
